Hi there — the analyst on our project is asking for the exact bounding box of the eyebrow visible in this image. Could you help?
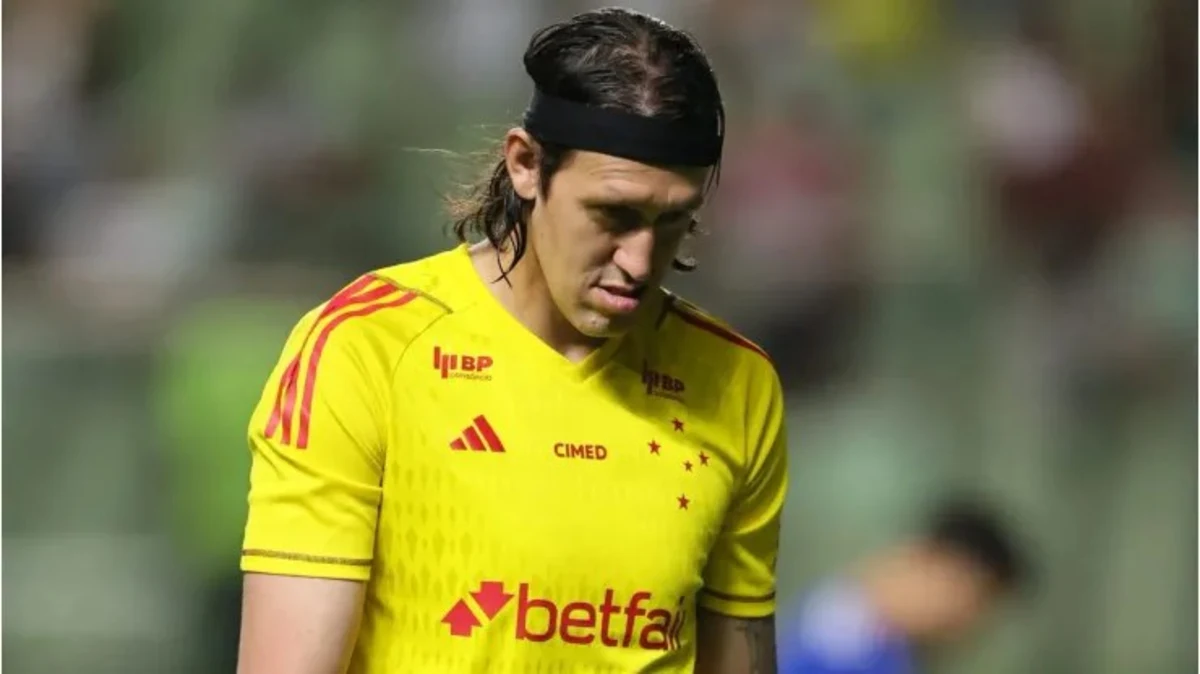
[587,193,705,214]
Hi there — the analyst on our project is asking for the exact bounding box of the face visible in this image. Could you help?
[505,129,710,338]
[901,550,998,643]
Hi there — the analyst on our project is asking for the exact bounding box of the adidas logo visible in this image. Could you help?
[449,415,506,453]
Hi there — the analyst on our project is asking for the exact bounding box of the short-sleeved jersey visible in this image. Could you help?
[242,244,789,673]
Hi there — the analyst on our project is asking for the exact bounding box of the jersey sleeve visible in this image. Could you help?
[699,363,789,618]
[241,303,391,582]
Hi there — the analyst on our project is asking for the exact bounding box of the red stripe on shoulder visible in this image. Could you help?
[668,302,771,362]
[294,290,420,449]
[266,276,387,443]
[265,275,418,447]
[330,274,378,308]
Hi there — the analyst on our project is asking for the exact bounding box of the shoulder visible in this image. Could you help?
[369,246,473,315]
[288,250,465,368]
[652,292,781,403]
[661,294,772,363]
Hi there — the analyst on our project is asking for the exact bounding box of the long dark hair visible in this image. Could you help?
[448,8,725,277]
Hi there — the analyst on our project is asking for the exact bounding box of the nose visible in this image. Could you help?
[612,227,656,283]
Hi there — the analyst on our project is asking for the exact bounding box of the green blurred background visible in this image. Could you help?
[3,0,1195,672]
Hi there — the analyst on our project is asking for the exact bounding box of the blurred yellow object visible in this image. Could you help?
[809,0,942,70]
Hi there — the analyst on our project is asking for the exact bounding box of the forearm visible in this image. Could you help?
[695,608,777,674]
[237,573,365,674]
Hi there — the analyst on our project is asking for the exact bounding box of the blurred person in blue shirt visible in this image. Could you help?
[778,499,1030,674]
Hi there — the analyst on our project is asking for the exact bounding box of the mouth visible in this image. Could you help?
[593,284,645,315]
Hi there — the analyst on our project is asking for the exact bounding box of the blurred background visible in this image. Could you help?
[2,0,1195,672]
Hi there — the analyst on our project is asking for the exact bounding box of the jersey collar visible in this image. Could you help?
[450,244,660,382]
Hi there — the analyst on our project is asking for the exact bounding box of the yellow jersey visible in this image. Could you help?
[242,244,789,672]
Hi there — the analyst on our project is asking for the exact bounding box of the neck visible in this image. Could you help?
[469,241,604,361]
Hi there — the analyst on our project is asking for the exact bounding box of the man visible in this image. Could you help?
[777,500,1029,674]
[237,8,787,673]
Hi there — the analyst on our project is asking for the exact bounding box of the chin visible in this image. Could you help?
[575,311,630,339]
[575,319,616,339]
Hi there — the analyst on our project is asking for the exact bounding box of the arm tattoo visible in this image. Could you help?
[734,615,777,674]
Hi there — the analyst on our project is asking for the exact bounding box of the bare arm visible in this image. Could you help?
[694,607,777,674]
[237,573,366,674]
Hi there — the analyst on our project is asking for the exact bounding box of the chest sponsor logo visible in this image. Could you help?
[553,442,608,461]
[434,346,493,380]
[642,362,685,401]
[442,581,686,651]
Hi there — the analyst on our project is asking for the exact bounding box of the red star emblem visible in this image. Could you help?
[698,451,710,466]
[677,494,690,510]
[683,460,694,472]
[648,440,661,455]
[671,418,685,432]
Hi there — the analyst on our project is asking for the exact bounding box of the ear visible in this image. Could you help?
[503,128,540,201]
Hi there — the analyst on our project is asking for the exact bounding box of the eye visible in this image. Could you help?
[594,205,643,232]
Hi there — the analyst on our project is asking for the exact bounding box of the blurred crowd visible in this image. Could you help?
[3,1,1194,673]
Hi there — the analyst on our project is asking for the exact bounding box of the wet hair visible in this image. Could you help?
[926,498,1031,592]
[449,8,724,277]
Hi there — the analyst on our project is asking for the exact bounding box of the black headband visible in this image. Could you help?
[522,90,722,167]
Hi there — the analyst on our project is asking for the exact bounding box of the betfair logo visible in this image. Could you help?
[449,415,506,453]
[434,346,493,380]
[441,581,686,651]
